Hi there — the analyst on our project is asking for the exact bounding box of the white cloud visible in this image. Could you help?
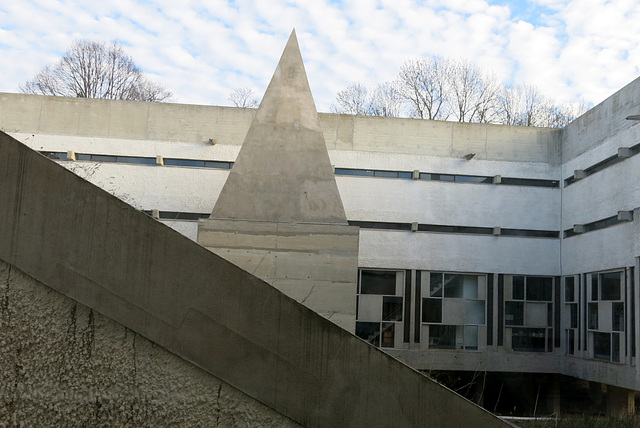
[0,0,638,111]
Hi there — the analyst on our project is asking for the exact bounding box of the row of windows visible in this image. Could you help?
[41,151,559,188]
[356,269,634,363]
[564,142,640,187]
[335,167,558,188]
[563,212,633,238]
[349,221,559,239]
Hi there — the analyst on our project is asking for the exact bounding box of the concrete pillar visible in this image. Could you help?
[607,385,636,417]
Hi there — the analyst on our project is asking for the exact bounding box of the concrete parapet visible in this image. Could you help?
[0,132,509,427]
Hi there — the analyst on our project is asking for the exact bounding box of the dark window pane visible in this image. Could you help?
[526,277,553,301]
[601,272,621,300]
[360,270,396,295]
[512,328,546,352]
[429,325,460,349]
[204,161,232,169]
[422,298,442,323]
[444,274,463,298]
[398,171,412,179]
[567,329,575,355]
[613,302,624,332]
[505,302,524,326]
[374,170,398,178]
[381,323,395,348]
[612,333,620,362]
[513,276,525,300]
[432,174,454,182]
[569,304,578,329]
[464,325,479,350]
[356,322,380,347]
[591,275,599,301]
[91,154,117,162]
[117,156,156,165]
[164,158,206,167]
[455,175,490,183]
[382,296,403,321]
[588,303,598,330]
[42,151,68,160]
[430,273,443,297]
[565,277,575,302]
[334,168,374,176]
[77,153,91,160]
[419,173,431,180]
[594,332,611,360]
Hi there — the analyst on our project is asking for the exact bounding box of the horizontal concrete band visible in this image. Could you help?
[0,132,508,427]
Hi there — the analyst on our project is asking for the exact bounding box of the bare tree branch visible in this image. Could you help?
[228,87,260,108]
[20,39,172,102]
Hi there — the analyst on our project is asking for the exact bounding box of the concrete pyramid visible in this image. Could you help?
[211,30,347,224]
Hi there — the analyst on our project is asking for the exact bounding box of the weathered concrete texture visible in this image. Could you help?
[0,91,560,163]
[211,31,347,224]
[0,133,509,427]
[562,76,640,161]
[0,260,301,427]
[198,219,359,332]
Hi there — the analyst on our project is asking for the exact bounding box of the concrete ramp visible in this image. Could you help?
[0,131,508,427]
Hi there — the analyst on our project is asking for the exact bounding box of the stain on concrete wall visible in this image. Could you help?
[0,260,300,427]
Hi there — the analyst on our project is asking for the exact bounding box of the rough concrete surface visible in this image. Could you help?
[0,260,300,427]
[0,131,509,427]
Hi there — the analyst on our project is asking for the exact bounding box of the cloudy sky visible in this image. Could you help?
[1,0,639,112]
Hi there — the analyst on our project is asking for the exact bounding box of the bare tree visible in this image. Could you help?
[21,40,172,102]
[368,82,404,117]
[448,59,500,123]
[228,87,260,108]
[330,82,370,115]
[397,57,450,120]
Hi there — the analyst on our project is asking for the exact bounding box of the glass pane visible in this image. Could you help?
[601,272,621,301]
[204,161,232,169]
[382,296,403,321]
[429,325,461,349]
[568,304,578,329]
[567,329,575,355]
[355,322,380,347]
[565,277,575,302]
[374,170,398,178]
[612,302,624,332]
[465,300,485,324]
[422,299,442,323]
[430,273,443,297]
[591,275,599,301]
[513,276,525,300]
[381,323,396,348]
[463,276,479,299]
[360,270,396,295]
[588,303,598,330]
[526,277,553,301]
[464,326,478,350]
[593,332,611,360]
[91,154,117,162]
[505,302,524,326]
[164,158,206,167]
[612,333,620,362]
[444,274,463,298]
[117,156,156,165]
[512,328,546,352]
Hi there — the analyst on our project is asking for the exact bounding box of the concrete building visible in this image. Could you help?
[2,30,640,419]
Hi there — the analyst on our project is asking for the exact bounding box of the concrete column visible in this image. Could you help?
[607,385,636,417]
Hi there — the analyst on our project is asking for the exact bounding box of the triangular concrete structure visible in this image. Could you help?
[211,30,347,224]
[200,31,359,331]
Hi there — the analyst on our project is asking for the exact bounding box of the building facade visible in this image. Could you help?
[1,72,639,414]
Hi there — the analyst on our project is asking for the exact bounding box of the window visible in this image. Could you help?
[587,270,625,362]
[505,275,555,352]
[356,270,404,349]
[422,272,486,351]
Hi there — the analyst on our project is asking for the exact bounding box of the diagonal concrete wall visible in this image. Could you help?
[0,132,509,427]
[0,260,301,427]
